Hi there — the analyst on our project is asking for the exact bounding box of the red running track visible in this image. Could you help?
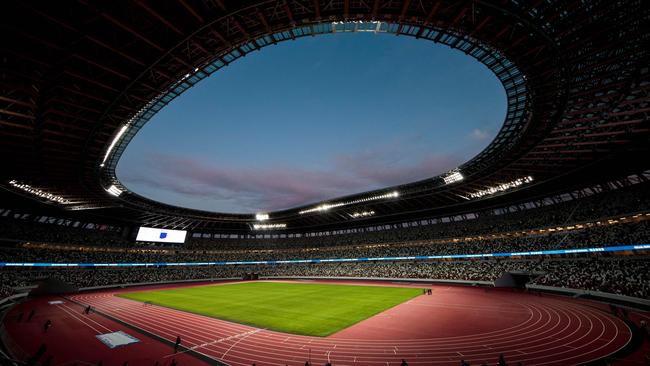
[3,280,634,366]
[1,295,200,366]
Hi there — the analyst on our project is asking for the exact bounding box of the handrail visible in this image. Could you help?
[0,293,27,308]
[526,284,650,308]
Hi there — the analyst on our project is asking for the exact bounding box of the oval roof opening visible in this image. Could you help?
[117,33,506,214]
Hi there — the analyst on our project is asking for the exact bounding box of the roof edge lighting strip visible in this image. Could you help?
[299,191,399,215]
[100,125,129,168]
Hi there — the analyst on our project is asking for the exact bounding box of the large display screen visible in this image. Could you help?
[136,227,187,243]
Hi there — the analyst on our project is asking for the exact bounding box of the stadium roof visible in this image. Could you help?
[1,0,649,233]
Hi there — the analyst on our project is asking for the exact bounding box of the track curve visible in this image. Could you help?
[70,280,631,366]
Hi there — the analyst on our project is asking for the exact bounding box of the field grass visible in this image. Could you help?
[118,281,422,336]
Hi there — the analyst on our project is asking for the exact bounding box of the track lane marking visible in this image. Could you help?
[71,285,631,365]
[56,304,106,334]
[221,328,262,359]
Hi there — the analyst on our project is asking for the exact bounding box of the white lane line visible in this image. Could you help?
[56,304,105,334]
[60,303,113,333]
[194,329,262,352]
[165,329,263,358]
[221,328,263,359]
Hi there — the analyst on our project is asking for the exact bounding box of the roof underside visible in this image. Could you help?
[1,0,649,232]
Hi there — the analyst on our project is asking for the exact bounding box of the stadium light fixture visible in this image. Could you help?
[299,191,399,215]
[469,176,533,199]
[442,170,464,185]
[105,185,123,197]
[8,180,71,204]
[349,211,375,219]
[331,20,385,33]
[252,223,287,230]
[255,213,269,221]
[100,124,129,168]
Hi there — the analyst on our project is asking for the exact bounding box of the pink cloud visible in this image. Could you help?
[120,142,464,212]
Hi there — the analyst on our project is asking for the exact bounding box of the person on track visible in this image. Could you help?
[43,319,52,333]
[174,335,182,353]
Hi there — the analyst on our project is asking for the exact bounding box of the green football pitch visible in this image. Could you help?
[118,281,423,336]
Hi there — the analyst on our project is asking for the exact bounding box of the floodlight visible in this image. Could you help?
[443,171,464,185]
[255,213,269,221]
[252,223,287,230]
[106,185,123,197]
[8,180,70,204]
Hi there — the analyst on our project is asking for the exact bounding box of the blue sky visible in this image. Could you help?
[117,33,506,213]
